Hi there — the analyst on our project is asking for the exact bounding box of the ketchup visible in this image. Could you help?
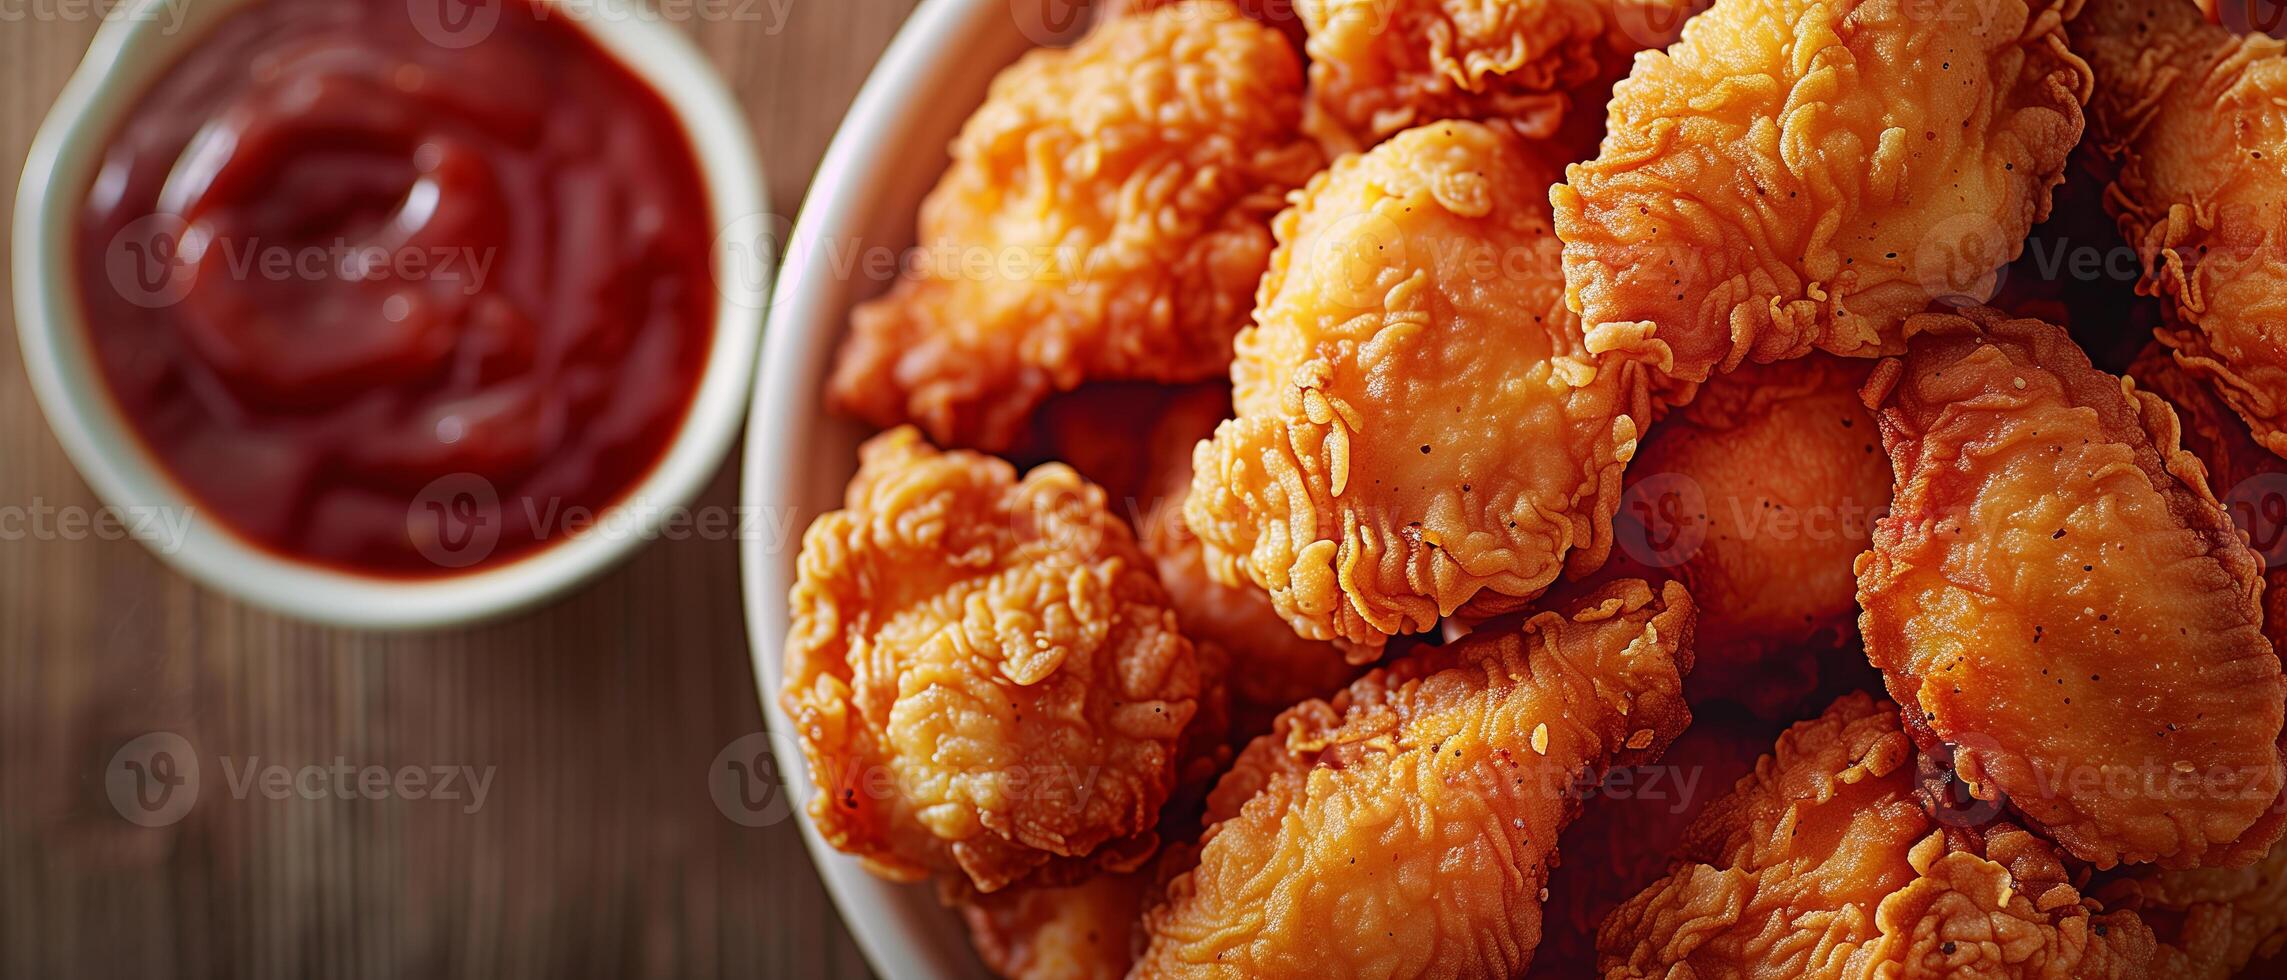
[76,0,717,576]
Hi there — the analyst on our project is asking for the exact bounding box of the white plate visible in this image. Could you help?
[738,1,1073,976]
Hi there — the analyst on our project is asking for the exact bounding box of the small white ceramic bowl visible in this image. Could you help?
[739,1,1079,976]
[13,0,769,629]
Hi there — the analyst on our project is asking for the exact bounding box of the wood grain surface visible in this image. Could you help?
[0,2,926,976]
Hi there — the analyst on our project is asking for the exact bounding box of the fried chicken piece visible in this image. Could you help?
[1133,386,1367,735]
[2097,836,2287,978]
[1550,0,2092,384]
[2072,0,2287,461]
[2129,342,2287,652]
[1856,307,2287,869]
[1598,355,1893,717]
[1011,382,1365,733]
[958,871,1149,980]
[1133,579,1698,977]
[781,427,1202,892]
[1532,701,1778,977]
[1294,0,1699,153]
[827,3,1324,450]
[1185,120,1660,653]
[1598,693,2168,978]
[951,613,1236,980]
[2113,347,2287,978]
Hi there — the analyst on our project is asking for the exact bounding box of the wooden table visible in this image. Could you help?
[0,2,924,976]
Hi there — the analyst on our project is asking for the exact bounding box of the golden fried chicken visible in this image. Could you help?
[1597,355,1892,717]
[1550,0,2091,383]
[2098,837,2287,978]
[781,427,1202,892]
[958,871,1149,980]
[1133,386,1367,735]
[1134,579,1698,977]
[2073,0,2287,460]
[828,3,1324,450]
[951,608,1236,980]
[1185,120,1660,653]
[1597,693,2167,978]
[1857,307,2287,870]
[1294,0,1699,153]
[2129,342,2287,652]
[1532,701,1779,977]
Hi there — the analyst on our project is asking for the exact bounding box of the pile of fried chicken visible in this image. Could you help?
[778,0,2287,975]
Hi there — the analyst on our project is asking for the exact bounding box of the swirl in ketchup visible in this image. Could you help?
[76,0,717,576]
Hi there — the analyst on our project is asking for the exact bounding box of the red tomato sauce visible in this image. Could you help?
[76,0,716,576]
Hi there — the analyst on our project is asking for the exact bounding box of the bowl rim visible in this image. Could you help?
[10,0,770,630]
[739,0,1026,976]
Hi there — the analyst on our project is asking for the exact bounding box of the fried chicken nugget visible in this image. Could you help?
[2073,0,2287,461]
[1133,579,1699,977]
[2129,342,2287,653]
[1600,355,1893,716]
[1597,693,2167,979]
[1856,307,2287,869]
[827,3,1324,450]
[2096,836,2287,978]
[1550,0,2092,383]
[1133,386,1367,734]
[1295,0,1698,152]
[1532,701,1778,977]
[1185,120,1659,653]
[782,427,1202,892]
[951,614,1237,980]
[958,871,1149,980]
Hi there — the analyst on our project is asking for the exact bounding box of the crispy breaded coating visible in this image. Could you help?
[1185,120,1659,653]
[1856,307,2287,869]
[1533,702,1777,977]
[1597,694,2166,979]
[2129,342,2287,653]
[781,427,1202,892]
[1133,579,1698,977]
[2098,836,2287,977]
[1133,386,1367,735]
[1599,355,1893,716]
[827,3,1324,450]
[1551,0,2091,383]
[2073,0,2287,461]
[1295,0,1696,152]
[958,871,1148,980]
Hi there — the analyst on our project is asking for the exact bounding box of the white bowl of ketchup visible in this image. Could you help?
[14,0,768,628]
